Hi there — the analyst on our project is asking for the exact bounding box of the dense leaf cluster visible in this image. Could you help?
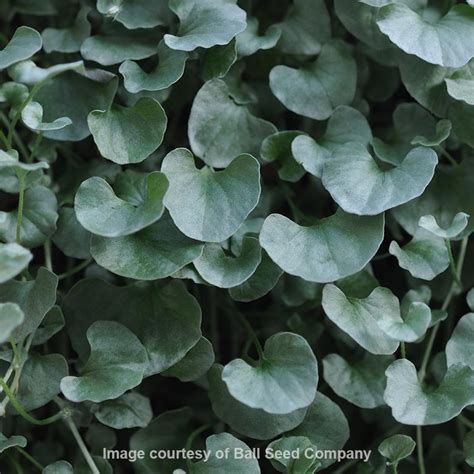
[0,0,474,473]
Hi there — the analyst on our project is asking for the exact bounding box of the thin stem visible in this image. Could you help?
[445,239,462,288]
[0,129,9,149]
[15,172,26,244]
[236,312,265,361]
[400,341,406,359]
[418,236,468,382]
[15,447,44,471]
[391,464,398,474]
[57,258,92,280]
[458,414,474,430]
[0,378,64,424]
[9,337,20,368]
[209,287,219,359]
[63,413,100,474]
[43,239,53,272]
[185,424,212,470]
[416,426,426,474]
[27,133,42,163]
[437,146,457,166]
[8,453,24,474]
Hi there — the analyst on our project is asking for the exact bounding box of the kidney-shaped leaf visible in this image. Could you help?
[188,79,277,168]
[384,359,474,425]
[94,392,153,429]
[164,0,246,52]
[419,212,470,240]
[88,97,167,164]
[222,332,318,415]
[194,237,262,288]
[321,143,438,216]
[75,170,168,237]
[208,364,307,440]
[378,434,416,465]
[91,213,204,280]
[269,40,356,120]
[60,321,148,403]
[376,4,474,68]
[120,41,188,93]
[260,210,384,283]
[162,149,260,242]
[446,313,474,369]
[323,353,394,409]
[322,284,399,355]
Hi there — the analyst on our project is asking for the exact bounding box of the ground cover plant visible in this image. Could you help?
[1,0,474,472]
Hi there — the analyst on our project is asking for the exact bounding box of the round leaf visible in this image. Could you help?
[188,79,277,167]
[222,332,318,414]
[419,212,470,240]
[269,40,356,120]
[75,171,168,237]
[0,243,32,284]
[88,97,167,164]
[378,434,416,464]
[0,26,42,70]
[194,237,262,288]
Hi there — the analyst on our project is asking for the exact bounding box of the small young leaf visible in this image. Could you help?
[194,237,262,288]
[60,321,148,403]
[236,18,281,58]
[120,42,188,93]
[42,460,74,474]
[389,229,449,280]
[0,433,27,453]
[94,392,153,429]
[418,212,470,240]
[378,434,416,464]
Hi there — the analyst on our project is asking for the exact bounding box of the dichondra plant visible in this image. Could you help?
[0,0,474,473]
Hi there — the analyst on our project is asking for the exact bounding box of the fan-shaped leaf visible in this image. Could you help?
[269,41,356,120]
[419,212,470,239]
[75,171,168,237]
[164,0,246,52]
[88,97,167,164]
[91,213,203,280]
[321,144,438,216]
[208,364,307,440]
[188,79,276,167]
[260,210,384,283]
[321,284,399,355]
[162,149,260,242]
[323,353,394,408]
[377,4,474,68]
[222,332,318,414]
